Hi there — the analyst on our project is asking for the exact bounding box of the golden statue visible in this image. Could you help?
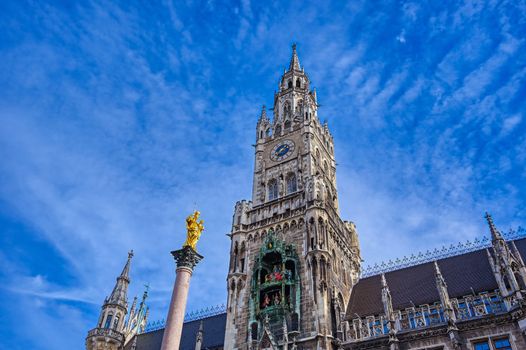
[183,211,204,250]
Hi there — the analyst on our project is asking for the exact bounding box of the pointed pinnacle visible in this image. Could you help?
[485,212,503,241]
[260,105,268,119]
[288,43,301,71]
[381,273,387,288]
[433,261,441,275]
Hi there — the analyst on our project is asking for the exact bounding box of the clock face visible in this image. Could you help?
[270,140,295,162]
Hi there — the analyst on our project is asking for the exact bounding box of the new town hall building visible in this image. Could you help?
[86,46,526,350]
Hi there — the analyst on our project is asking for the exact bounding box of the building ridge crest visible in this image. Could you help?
[361,227,525,278]
[143,303,226,333]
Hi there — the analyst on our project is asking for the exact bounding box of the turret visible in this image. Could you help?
[86,251,134,350]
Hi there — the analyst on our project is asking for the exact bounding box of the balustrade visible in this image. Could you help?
[349,291,506,341]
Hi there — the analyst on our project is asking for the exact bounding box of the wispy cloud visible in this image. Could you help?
[0,1,525,349]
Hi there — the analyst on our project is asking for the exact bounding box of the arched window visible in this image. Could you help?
[260,130,263,139]
[233,242,238,272]
[288,80,292,89]
[284,120,291,131]
[275,124,282,136]
[266,128,272,137]
[268,179,278,200]
[296,79,301,88]
[286,173,297,194]
[240,242,246,273]
[104,314,113,329]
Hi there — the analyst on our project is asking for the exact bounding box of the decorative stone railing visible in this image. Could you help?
[87,327,125,343]
[349,291,506,341]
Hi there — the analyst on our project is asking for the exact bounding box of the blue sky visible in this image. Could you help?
[0,0,525,349]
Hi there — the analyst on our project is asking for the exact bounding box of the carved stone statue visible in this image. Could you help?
[183,211,204,251]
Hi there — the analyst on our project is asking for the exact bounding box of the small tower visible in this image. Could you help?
[86,251,133,350]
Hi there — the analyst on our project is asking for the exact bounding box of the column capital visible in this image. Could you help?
[171,246,204,270]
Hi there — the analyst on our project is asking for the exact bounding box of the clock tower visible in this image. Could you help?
[225,45,361,350]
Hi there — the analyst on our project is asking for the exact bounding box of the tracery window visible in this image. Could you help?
[284,120,291,131]
[275,124,282,136]
[296,79,301,88]
[286,173,297,194]
[268,179,278,201]
[288,80,292,89]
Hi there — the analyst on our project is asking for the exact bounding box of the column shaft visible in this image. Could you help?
[161,267,193,350]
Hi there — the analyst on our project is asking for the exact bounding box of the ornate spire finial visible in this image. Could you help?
[288,43,301,71]
[119,250,134,281]
[485,212,503,241]
[260,105,268,120]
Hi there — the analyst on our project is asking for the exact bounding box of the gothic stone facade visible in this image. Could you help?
[342,216,526,350]
[89,45,526,350]
[224,45,361,350]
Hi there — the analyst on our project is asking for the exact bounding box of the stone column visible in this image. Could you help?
[160,246,203,350]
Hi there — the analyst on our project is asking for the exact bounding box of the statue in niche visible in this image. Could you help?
[284,269,292,281]
[265,265,283,282]
[256,153,263,171]
[315,177,325,202]
[274,292,281,305]
[259,182,266,201]
[306,177,314,201]
[262,293,270,308]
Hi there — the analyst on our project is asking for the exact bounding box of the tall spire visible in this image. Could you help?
[485,212,503,241]
[288,43,301,71]
[108,250,133,307]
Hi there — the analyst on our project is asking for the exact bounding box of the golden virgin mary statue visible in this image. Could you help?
[183,211,204,250]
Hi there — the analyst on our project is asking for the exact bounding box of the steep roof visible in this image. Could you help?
[346,238,526,320]
[131,312,226,350]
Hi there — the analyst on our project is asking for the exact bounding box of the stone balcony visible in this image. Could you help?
[86,327,125,343]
